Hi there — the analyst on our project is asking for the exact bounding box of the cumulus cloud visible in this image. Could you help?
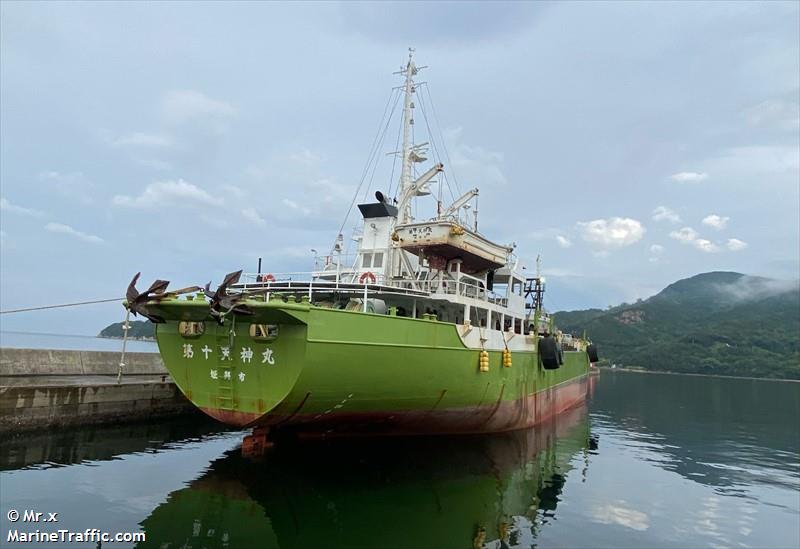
[112,179,221,208]
[162,90,236,124]
[669,226,719,252]
[652,206,681,223]
[555,235,573,248]
[578,217,645,250]
[726,238,748,251]
[241,207,266,227]
[702,214,729,230]
[670,171,708,183]
[44,222,103,244]
[692,238,719,253]
[669,227,698,243]
[0,197,43,217]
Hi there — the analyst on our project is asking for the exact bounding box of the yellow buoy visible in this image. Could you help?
[479,350,489,372]
[502,349,512,367]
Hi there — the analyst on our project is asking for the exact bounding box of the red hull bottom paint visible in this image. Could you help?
[201,374,593,437]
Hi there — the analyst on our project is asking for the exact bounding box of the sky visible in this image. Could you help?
[1,1,798,335]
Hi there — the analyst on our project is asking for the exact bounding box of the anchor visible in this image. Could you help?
[125,272,201,323]
[204,270,254,324]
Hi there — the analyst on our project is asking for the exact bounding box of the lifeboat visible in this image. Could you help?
[393,220,512,274]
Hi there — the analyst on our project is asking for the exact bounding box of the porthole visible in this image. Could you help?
[250,323,279,340]
[178,321,205,337]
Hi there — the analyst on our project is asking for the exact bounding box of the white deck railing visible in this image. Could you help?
[234,270,507,308]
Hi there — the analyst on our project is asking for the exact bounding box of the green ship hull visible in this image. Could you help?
[151,298,591,436]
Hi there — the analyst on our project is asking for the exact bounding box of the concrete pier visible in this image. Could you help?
[0,348,197,433]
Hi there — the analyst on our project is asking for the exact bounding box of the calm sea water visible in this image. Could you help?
[0,331,157,352]
[1,371,798,548]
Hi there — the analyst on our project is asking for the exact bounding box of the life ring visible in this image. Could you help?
[359,271,377,284]
[259,273,275,283]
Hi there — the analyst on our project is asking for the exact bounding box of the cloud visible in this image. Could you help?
[648,244,664,263]
[578,217,645,250]
[669,226,720,253]
[44,222,103,244]
[715,275,797,302]
[669,226,698,243]
[528,228,575,248]
[241,207,266,227]
[745,99,800,131]
[652,206,681,223]
[555,235,573,248]
[112,179,221,208]
[0,197,43,217]
[444,127,507,188]
[726,238,748,251]
[670,171,708,183]
[162,90,236,124]
[111,132,174,148]
[692,238,719,253]
[282,198,312,216]
[243,151,350,230]
[702,214,729,230]
[37,170,95,203]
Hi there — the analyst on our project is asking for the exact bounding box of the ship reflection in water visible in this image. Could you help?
[136,405,592,549]
[2,372,798,549]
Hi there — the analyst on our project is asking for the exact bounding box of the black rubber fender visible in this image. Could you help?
[587,344,599,363]
[539,336,560,370]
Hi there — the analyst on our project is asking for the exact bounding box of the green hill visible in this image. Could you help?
[554,272,800,380]
[99,320,155,339]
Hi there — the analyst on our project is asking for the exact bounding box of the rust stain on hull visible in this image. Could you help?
[258,374,590,438]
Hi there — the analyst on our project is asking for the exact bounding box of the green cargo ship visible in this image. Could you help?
[124,52,597,443]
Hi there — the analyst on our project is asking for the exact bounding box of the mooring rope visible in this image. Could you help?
[0,297,124,315]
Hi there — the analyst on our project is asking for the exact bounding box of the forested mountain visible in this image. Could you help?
[99,320,155,339]
[555,272,800,380]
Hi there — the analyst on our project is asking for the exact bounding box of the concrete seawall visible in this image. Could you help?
[0,348,198,432]
[0,348,166,376]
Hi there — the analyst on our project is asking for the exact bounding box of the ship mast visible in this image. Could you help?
[397,48,417,224]
[394,50,441,218]
[398,48,417,213]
